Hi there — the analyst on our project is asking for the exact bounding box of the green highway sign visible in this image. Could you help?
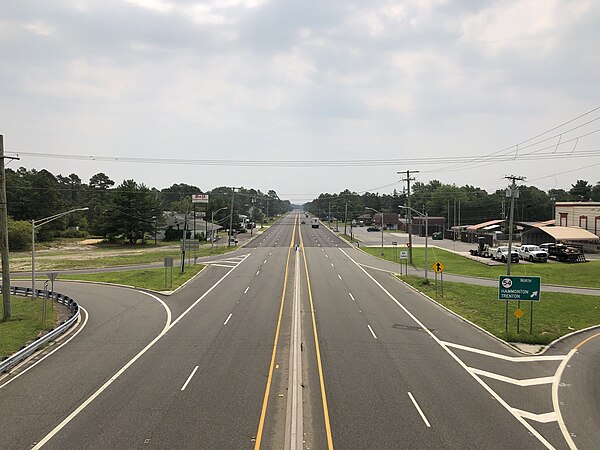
[498,276,541,301]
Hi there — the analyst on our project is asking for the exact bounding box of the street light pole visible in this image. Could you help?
[400,206,429,281]
[31,207,89,298]
[366,207,384,256]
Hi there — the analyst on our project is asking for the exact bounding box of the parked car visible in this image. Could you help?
[518,245,548,262]
[367,226,380,232]
[490,246,519,263]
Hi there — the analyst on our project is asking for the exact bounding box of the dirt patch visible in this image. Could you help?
[78,238,104,245]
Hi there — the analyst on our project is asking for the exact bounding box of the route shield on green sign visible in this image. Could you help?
[498,276,541,301]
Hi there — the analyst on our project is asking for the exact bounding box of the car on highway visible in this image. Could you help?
[518,245,548,262]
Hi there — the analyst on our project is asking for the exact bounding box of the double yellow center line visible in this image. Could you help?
[254,213,333,449]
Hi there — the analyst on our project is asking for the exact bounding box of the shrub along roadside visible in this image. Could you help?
[399,275,600,345]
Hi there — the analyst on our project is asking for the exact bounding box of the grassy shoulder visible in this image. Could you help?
[0,296,57,358]
[10,244,235,272]
[363,246,600,288]
[339,233,360,243]
[399,275,600,344]
[61,264,205,291]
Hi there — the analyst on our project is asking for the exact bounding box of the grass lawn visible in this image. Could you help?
[0,296,57,358]
[61,264,205,291]
[399,275,600,344]
[10,244,235,272]
[339,233,360,243]
[363,246,600,288]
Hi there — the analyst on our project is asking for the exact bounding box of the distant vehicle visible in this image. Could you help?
[518,245,548,262]
[367,226,380,232]
[541,243,586,263]
[490,246,519,263]
[469,237,491,258]
[228,236,238,245]
[311,218,319,228]
[301,220,306,224]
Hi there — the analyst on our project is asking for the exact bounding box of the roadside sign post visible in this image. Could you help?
[498,275,541,338]
[164,257,174,290]
[192,195,209,243]
[47,272,59,309]
[399,250,408,276]
[392,242,398,274]
[432,260,445,298]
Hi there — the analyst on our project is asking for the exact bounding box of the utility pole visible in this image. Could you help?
[181,211,187,273]
[228,187,236,246]
[399,170,418,264]
[328,202,331,228]
[505,175,525,276]
[0,135,18,320]
[344,200,348,235]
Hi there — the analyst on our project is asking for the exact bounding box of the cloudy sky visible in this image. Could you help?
[2,0,599,203]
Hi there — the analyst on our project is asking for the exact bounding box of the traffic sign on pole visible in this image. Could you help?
[192,194,209,204]
[498,276,541,301]
[432,260,444,273]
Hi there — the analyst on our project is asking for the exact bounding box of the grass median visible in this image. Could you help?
[1,296,57,358]
[363,246,600,288]
[399,275,600,344]
[61,264,205,291]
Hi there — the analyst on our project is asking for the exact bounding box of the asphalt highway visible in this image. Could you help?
[0,212,595,449]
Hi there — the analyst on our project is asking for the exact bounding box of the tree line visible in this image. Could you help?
[305,179,600,226]
[6,167,291,249]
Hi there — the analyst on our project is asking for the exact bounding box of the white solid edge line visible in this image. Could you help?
[470,368,554,387]
[32,256,246,449]
[138,290,172,332]
[180,366,199,391]
[512,408,558,424]
[442,341,565,362]
[552,348,579,450]
[408,392,431,427]
[339,248,555,450]
[224,313,233,325]
[0,306,89,391]
[367,325,378,339]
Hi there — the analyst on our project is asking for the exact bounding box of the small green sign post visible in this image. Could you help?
[498,276,541,301]
[498,276,541,337]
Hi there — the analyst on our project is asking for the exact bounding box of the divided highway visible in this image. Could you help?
[0,212,589,448]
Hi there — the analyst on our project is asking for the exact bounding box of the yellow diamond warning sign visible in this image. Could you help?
[514,308,525,319]
[432,260,445,273]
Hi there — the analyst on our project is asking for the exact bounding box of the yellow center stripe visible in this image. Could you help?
[254,214,297,449]
[299,220,335,449]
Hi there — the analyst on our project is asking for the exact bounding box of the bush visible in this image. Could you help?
[56,229,89,238]
[7,217,31,251]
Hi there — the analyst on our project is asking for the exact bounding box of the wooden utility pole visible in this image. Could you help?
[399,170,418,264]
[1,135,19,321]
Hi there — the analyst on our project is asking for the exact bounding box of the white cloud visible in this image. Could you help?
[460,0,593,55]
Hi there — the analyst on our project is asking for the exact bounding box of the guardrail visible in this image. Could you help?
[0,286,80,374]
